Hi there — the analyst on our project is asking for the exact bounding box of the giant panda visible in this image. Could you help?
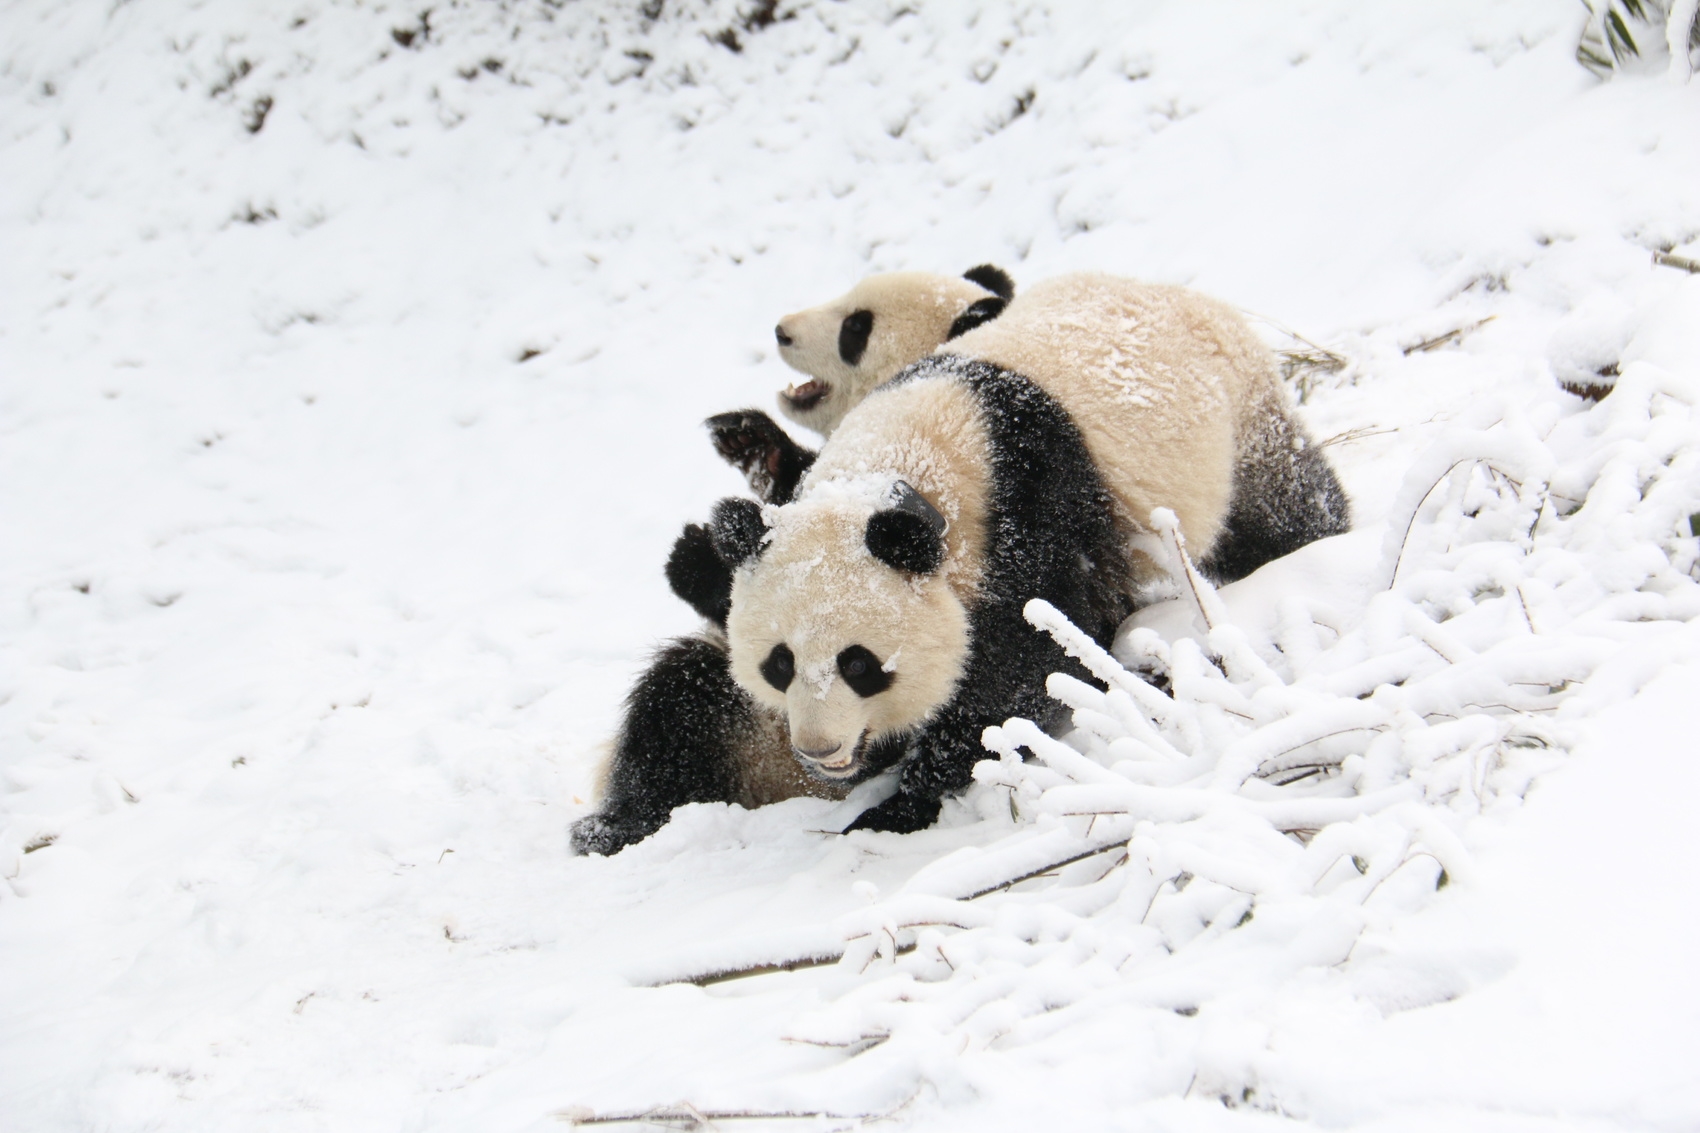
[571,267,1015,856]
[707,265,1014,507]
[714,274,1351,834]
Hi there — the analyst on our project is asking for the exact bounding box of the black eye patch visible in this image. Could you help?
[837,644,892,697]
[760,643,795,692]
[838,309,874,366]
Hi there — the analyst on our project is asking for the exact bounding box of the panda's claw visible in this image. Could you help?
[705,409,818,505]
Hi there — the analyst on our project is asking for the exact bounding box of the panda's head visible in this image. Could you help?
[773,266,1013,438]
[720,481,968,783]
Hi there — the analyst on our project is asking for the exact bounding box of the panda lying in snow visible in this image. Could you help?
[570,267,1013,857]
[572,272,1351,851]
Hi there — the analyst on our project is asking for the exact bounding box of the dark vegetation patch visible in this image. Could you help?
[392,10,433,49]
[988,88,1036,134]
[459,56,504,79]
[1561,362,1618,403]
[710,0,793,53]
[243,94,273,133]
[211,58,251,97]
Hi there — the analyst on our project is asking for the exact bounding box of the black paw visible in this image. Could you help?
[705,409,816,505]
[570,812,652,857]
[842,791,942,835]
[710,497,767,567]
[666,523,734,625]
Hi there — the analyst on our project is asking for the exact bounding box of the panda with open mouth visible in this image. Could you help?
[702,265,1014,509]
[772,265,1014,439]
[717,273,1352,834]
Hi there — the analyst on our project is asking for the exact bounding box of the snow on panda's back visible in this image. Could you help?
[944,272,1282,562]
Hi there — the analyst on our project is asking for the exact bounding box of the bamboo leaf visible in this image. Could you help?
[1576,42,1615,73]
[1606,8,1641,58]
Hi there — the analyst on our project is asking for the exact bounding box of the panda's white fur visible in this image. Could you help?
[949,273,1283,573]
[729,378,992,768]
[774,271,1004,437]
[726,273,1347,827]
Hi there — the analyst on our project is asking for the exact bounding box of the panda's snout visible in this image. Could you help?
[794,740,859,774]
[774,324,794,348]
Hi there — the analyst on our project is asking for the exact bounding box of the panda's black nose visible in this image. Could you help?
[774,325,794,347]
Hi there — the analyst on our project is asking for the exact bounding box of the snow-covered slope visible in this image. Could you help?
[2,1,1698,1129]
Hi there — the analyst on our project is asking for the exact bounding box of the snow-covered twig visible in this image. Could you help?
[556,1104,879,1127]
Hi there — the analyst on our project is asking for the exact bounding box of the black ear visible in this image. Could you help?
[838,309,874,366]
[962,264,1015,300]
[710,497,767,567]
[665,523,734,626]
[865,480,946,574]
[947,296,1008,341]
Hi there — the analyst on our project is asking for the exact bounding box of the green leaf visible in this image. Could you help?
[1577,42,1615,72]
[1620,0,1649,22]
[1606,8,1641,58]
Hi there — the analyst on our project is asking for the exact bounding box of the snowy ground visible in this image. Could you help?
[3,1,1700,1129]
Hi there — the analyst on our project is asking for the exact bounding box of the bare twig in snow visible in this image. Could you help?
[1317,424,1400,449]
[1402,316,1496,355]
[963,844,1129,900]
[674,951,846,988]
[557,1104,876,1127]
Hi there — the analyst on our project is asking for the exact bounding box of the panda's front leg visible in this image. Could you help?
[570,634,751,856]
[841,789,942,835]
[665,522,734,626]
[705,409,817,506]
[840,717,980,835]
[840,605,1067,836]
[664,498,767,627]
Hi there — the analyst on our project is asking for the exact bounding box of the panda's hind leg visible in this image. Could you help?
[1204,408,1351,585]
[570,634,755,856]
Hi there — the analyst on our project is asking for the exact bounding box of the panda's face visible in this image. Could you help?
[773,273,993,439]
[726,497,969,783]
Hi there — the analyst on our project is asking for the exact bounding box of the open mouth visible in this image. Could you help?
[781,379,831,413]
[798,730,867,782]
